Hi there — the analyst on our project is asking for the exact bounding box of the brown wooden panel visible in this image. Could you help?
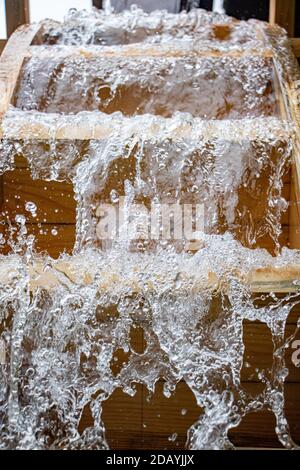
[237,181,290,226]
[25,223,75,258]
[269,0,296,37]
[73,297,300,449]
[5,0,30,38]
[291,37,300,58]
[143,383,297,450]
[141,381,201,450]
[241,322,300,382]
[14,154,29,168]
[92,0,103,8]
[98,382,300,449]
[286,301,300,324]
[142,382,300,449]
[99,385,143,450]
[2,169,76,224]
[254,225,288,252]
[12,155,292,183]
[0,40,6,54]
[252,293,300,324]
[0,168,290,246]
[0,223,75,258]
[230,382,300,448]
[78,319,300,449]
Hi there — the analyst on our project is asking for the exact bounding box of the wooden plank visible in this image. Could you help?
[263,19,300,252]
[1,291,296,448]
[0,40,6,55]
[35,312,300,449]
[230,383,300,448]
[242,322,300,383]
[92,0,103,8]
[0,165,290,261]
[0,223,75,258]
[291,37,300,58]
[90,384,143,449]
[0,23,41,116]
[24,223,74,258]
[1,169,290,227]
[269,0,296,37]
[252,293,300,324]
[27,44,274,60]
[80,317,299,384]
[98,382,300,449]
[249,263,300,293]
[2,169,75,224]
[5,0,30,38]
[0,216,289,260]
[141,381,200,450]
[111,320,300,384]
[237,180,290,226]
[12,155,292,183]
[3,258,299,294]
[0,114,290,141]
[255,225,288,253]
[0,247,299,292]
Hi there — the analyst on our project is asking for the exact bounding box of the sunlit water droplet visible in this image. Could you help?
[25,201,37,218]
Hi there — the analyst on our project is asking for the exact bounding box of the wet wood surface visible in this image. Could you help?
[0,10,299,450]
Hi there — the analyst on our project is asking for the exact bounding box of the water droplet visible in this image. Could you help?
[15,214,26,225]
[110,190,119,203]
[25,201,37,218]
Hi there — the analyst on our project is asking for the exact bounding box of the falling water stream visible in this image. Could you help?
[0,7,300,449]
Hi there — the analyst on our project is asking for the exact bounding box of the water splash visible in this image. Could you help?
[0,7,300,450]
[103,0,113,16]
